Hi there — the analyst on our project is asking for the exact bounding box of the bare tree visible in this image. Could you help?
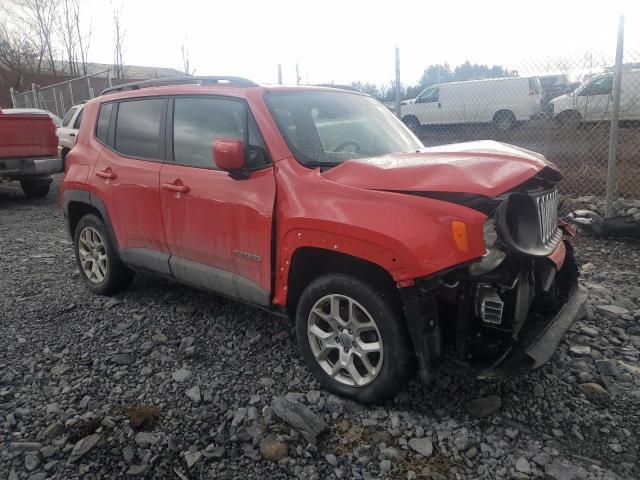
[9,0,59,77]
[180,43,195,76]
[113,6,125,79]
[56,0,91,76]
[0,18,38,90]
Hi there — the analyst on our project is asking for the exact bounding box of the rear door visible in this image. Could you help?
[91,97,170,273]
[159,96,276,305]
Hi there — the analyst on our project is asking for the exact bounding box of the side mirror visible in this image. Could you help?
[213,138,247,178]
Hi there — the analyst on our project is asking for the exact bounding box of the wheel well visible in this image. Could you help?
[67,201,102,239]
[402,114,418,123]
[285,247,399,317]
[493,109,515,122]
[557,109,582,119]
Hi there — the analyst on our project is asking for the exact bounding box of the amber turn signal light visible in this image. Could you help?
[451,221,469,252]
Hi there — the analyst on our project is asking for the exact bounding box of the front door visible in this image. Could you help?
[575,75,613,121]
[412,87,441,125]
[160,96,276,305]
[91,97,170,273]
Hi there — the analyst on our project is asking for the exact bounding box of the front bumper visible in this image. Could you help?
[0,156,63,179]
[479,270,587,378]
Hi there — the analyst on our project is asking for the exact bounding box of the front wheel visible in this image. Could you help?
[295,274,415,403]
[402,115,421,133]
[493,110,517,131]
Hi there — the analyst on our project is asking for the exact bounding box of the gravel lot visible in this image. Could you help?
[1,175,639,480]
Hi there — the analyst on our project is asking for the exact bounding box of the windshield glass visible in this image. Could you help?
[266,91,423,166]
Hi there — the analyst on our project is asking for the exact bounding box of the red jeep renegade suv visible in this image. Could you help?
[61,76,586,402]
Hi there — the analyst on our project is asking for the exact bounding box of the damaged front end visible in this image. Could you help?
[403,172,587,382]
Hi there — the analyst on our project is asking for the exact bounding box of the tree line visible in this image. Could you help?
[350,61,515,101]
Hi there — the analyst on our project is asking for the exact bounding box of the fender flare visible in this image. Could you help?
[272,228,413,306]
[62,188,119,251]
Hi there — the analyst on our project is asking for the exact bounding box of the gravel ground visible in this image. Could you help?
[1,175,639,480]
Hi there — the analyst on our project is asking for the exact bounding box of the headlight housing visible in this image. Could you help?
[470,217,506,276]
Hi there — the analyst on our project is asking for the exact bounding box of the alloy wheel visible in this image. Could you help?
[307,294,384,387]
[78,226,108,283]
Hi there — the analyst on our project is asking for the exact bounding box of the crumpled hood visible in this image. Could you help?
[322,140,560,198]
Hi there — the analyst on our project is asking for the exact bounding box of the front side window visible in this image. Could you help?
[61,107,77,127]
[267,91,422,167]
[418,87,439,103]
[578,76,613,97]
[173,97,269,169]
[114,98,165,159]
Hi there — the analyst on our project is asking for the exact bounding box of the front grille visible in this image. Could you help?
[535,190,559,245]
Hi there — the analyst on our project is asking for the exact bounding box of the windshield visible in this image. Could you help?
[266,91,423,166]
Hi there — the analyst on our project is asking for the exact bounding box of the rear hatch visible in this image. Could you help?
[0,110,58,159]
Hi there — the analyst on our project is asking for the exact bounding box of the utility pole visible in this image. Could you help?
[605,15,625,217]
[394,46,401,118]
[277,64,282,85]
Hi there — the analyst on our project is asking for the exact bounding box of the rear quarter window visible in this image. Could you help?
[95,103,113,144]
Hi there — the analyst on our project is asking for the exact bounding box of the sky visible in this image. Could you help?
[80,0,640,86]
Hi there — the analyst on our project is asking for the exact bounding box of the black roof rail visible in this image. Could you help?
[100,76,258,95]
[313,83,362,92]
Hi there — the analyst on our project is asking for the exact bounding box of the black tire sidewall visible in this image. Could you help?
[295,274,414,403]
[494,111,516,131]
[20,181,50,198]
[73,214,129,295]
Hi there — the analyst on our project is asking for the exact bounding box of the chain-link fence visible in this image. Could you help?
[398,43,640,201]
[10,70,130,119]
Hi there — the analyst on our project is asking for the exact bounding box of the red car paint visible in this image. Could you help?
[0,109,58,159]
[61,84,557,307]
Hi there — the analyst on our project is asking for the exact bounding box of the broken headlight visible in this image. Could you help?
[470,218,506,276]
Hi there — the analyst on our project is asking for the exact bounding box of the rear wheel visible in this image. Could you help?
[493,110,517,131]
[20,180,50,198]
[74,214,134,295]
[295,274,415,403]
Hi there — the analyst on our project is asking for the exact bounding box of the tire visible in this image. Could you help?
[402,115,421,133]
[20,180,50,198]
[295,274,415,403]
[556,110,582,129]
[493,110,516,131]
[73,214,134,295]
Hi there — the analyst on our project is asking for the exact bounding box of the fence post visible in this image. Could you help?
[605,15,625,217]
[278,64,282,85]
[10,87,16,107]
[31,83,39,108]
[87,77,94,98]
[395,46,401,118]
[53,87,59,117]
[68,83,75,106]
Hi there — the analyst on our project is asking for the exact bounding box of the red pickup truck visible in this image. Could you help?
[0,108,62,197]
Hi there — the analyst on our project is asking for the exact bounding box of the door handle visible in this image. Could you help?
[69,133,76,137]
[95,168,116,180]
[162,182,190,194]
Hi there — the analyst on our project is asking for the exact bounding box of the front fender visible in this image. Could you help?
[272,158,487,306]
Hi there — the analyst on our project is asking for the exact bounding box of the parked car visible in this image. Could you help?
[1,108,63,127]
[549,69,640,126]
[0,108,62,197]
[401,76,542,131]
[58,103,85,162]
[60,77,585,402]
[538,74,581,105]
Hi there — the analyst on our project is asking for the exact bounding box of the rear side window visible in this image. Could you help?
[96,103,112,144]
[62,107,77,127]
[173,97,269,169]
[115,98,165,159]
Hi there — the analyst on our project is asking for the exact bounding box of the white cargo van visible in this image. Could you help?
[401,77,542,131]
[549,69,640,126]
